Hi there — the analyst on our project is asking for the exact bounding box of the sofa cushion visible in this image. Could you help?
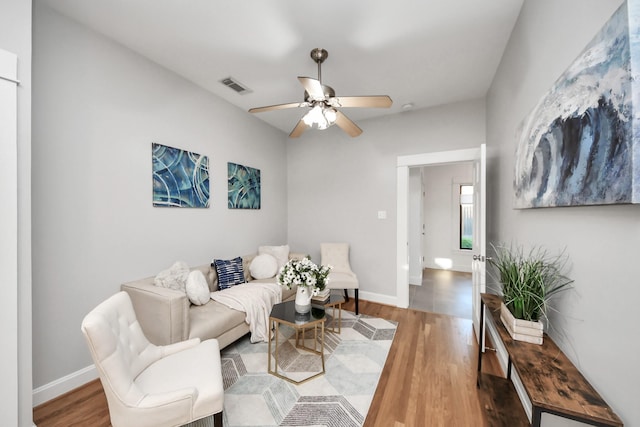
[154,261,190,291]
[212,257,246,290]
[249,254,279,279]
[185,270,211,305]
[258,245,290,272]
[189,300,247,341]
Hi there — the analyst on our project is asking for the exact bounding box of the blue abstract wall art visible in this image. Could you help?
[514,2,639,208]
[152,143,210,208]
[228,162,261,209]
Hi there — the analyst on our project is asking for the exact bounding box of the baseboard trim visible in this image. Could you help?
[32,364,97,407]
[358,290,398,307]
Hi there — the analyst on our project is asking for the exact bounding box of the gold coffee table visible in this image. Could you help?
[268,300,326,384]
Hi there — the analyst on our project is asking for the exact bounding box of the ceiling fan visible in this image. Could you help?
[249,48,393,138]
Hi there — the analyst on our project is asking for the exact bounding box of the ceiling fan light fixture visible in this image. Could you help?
[324,107,337,124]
[302,104,336,130]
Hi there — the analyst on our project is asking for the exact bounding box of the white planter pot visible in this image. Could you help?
[499,303,543,345]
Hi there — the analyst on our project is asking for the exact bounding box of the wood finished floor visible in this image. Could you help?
[33,299,503,427]
[410,268,472,319]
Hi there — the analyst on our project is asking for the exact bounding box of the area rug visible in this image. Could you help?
[220,310,397,427]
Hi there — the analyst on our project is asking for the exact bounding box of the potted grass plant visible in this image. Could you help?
[488,242,573,344]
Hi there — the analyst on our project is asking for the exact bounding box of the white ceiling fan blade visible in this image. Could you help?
[334,111,363,137]
[298,77,326,101]
[330,95,393,108]
[248,102,307,114]
[289,119,308,138]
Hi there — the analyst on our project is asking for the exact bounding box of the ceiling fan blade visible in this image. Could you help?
[249,102,306,114]
[289,119,308,138]
[330,95,393,108]
[334,111,363,137]
[298,77,326,101]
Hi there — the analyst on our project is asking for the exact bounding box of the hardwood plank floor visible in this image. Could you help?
[33,299,503,427]
[410,268,472,319]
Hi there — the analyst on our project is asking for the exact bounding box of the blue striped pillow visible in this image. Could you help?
[212,257,246,290]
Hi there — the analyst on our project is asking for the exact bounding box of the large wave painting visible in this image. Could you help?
[514,2,639,208]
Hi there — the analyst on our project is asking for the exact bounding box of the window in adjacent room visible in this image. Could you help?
[459,185,473,250]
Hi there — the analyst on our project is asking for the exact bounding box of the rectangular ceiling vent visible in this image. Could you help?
[220,77,251,95]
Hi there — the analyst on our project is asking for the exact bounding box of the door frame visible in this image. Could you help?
[396,147,481,308]
[0,48,20,426]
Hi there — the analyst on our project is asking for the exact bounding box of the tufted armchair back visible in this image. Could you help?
[81,292,164,406]
[320,242,354,274]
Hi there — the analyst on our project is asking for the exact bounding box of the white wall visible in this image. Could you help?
[422,163,474,272]
[287,98,485,302]
[408,168,423,284]
[0,1,32,425]
[32,4,289,391]
[487,0,638,424]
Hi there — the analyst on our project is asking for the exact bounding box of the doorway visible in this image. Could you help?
[397,145,486,341]
[408,163,474,318]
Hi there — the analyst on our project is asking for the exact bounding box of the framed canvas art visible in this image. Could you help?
[152,143,210,208]
[228,162,261,209]
[514,2,639,208]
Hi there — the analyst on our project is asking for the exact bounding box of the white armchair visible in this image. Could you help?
[81,291,224,427]
[321,242,360,314]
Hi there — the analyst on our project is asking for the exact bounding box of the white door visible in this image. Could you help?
[471,144,487,344]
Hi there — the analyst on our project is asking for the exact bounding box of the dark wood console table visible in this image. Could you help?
[477,293,623,427]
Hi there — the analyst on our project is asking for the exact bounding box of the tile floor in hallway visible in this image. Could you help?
[409,268,472,319]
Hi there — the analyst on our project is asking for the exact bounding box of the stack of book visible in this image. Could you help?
[311,288,331,304]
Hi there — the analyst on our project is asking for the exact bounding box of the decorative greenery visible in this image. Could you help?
[488,242,573,322]
[277,257,332,291]
[461,236,473,250]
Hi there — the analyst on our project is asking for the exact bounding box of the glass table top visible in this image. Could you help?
[270,293,345,327]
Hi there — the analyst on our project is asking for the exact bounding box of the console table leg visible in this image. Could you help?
[477,300,485,387]
[531,407,542,427]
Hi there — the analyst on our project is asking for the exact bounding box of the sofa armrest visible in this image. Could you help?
[121,279,189,346]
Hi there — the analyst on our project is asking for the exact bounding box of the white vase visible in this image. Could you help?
[295,286,312,314]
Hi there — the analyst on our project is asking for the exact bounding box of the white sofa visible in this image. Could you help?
[121,251,305,349]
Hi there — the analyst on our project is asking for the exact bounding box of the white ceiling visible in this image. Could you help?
[40,0,524,135]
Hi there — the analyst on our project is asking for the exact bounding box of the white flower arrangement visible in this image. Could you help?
[277,257,332,292]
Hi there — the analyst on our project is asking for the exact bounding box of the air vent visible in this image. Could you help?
[220,77,251,94]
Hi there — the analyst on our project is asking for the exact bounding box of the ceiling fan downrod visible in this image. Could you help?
[310,48,328,83]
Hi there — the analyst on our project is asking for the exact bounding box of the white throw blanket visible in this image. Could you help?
[210,282,282,343]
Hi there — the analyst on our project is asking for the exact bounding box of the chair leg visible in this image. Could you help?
[355,289,359,315]
[214,411,223,427]
[343,289,349,302]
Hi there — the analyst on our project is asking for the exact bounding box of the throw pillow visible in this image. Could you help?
[258,244,290,272]
[212,257,246,290]
[154,261,190,291]
[185,270,211,305]
[249,253,279,279]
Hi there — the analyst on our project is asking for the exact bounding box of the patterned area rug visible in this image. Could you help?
[220,310,397,427]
